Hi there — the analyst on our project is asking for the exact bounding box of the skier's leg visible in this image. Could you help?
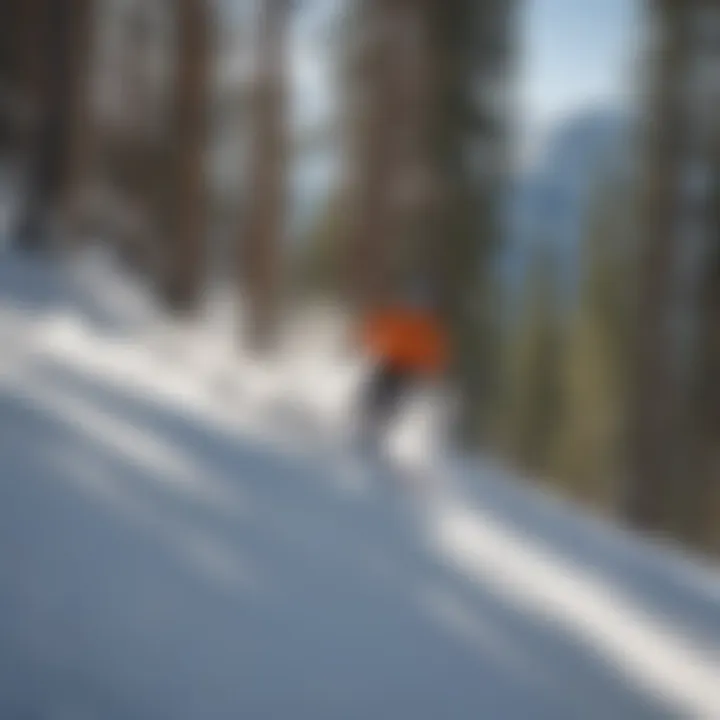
[357,363,389,455]
[363,365,416,475]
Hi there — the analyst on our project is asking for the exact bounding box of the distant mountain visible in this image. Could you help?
[290,106,630,314]
[500,108,629,316]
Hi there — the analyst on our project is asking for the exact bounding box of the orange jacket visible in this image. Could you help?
[359,307,450,378]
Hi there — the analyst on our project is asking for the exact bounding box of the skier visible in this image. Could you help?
[356,290,450,456]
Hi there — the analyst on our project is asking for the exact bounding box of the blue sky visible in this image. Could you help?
[291,0,640,146]
[287,0,641,188]
[519,0,640,158]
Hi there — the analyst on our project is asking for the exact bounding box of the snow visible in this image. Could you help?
[0,247,719,720]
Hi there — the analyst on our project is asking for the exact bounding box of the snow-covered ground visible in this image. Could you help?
[0,248,719,720]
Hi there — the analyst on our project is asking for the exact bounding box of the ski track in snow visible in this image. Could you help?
[0,249,719,720]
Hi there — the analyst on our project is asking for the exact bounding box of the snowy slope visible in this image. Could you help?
[0,249,718,720]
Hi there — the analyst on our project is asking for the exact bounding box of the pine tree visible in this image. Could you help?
[59,0,96,245]
[628,0,720,548]
[164,0,211,312]
[688,138,720,552]
[296,191,347,301]
[0,0,48,160]
[241,0,290,350]
[338,1,516,447]
[550,178,632,510]
[14,0,96,251]
[502,244,563,476]
[390,0,517,445]
[428,0,517,446]
[627,0,691,532]
[339,0,406,314]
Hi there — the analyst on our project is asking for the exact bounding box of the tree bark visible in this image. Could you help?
[56,0,97,248]
[164,0,211,313]
[241,0,290,350]
[340,0,407,315]
[689,135,720,552]
[627,0,690,531]
[0,0,47,158]
[415,0,516,446]
[13,0,96,251]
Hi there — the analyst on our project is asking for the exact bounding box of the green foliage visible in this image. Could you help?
[548,177,632,510]
[295,192,346,300]
[688,154,720,551]
[500,243,563,475]
[499,168,635,514]
[427,1,516,446]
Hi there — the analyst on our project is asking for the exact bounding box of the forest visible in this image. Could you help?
[0,0,718,560]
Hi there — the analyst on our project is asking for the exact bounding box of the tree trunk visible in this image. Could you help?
[164,0,211,313]
[689,135,720,552]
[627,0,690,531]
[14,0,67,250]
[341,0,515,446]
[59,0,96,247]
[0,0,47,159]
[341,0,405,315]
[414,0,516,446]
[241,0,290,350]
[14,0,95,251]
